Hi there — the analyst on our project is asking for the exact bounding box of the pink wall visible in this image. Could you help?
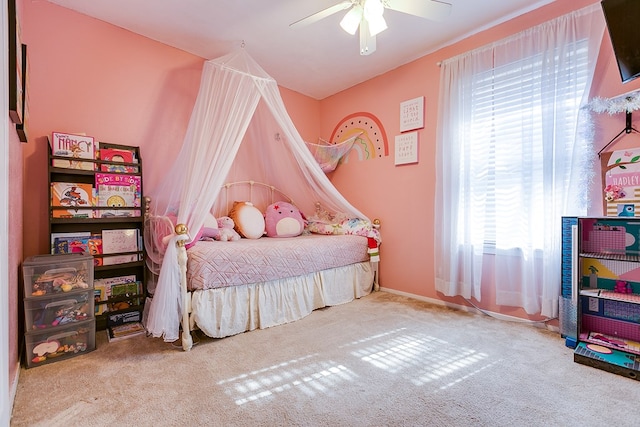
[321,0,640,319]
[10,0,323,384]
[14,2,640,388]
[21,1,204,259]
[7,0,26,403]
[8,100,23,403]
[20,2,323,261]
[280,87,321,143]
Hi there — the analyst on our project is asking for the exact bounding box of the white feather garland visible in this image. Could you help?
[587,90,640,114]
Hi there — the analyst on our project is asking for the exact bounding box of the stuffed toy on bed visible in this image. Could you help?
[229,201,265,239]
[209,216,241,241]
[264,201,305,237]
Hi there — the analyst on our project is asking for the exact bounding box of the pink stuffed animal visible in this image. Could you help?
[210,216,241,241]
[264,201,305,237]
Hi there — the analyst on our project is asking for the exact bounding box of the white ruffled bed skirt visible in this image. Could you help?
[189,261,374,338]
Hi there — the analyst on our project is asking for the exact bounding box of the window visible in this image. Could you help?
[434,4,604,317]
[468,43,590,249]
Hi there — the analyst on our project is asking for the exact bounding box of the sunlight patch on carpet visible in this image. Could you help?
[347,328,494,387]
[217,354,358,406]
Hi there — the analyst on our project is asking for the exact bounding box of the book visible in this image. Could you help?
[110,280,141,297]
[51,231,102,266]
[94,274,137,295]
[102,254,140,266]
[102,229,140,254]
[95,173,141,218]
[107,321,146,342]
[94,287,106,315]
[94,275,138,314]
[50,182,94,218]
[50,132,96,170]
[109,280,143,311]
[53,234,102,256]
[107,310,141,327]
[99,146,139,173]
[50,231,90,254]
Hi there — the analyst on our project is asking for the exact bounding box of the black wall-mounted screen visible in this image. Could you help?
[602,0,640,83]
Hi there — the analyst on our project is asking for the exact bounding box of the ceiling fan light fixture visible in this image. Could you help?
[340,5,363,35]
[364,0,384,18]
[363,0,387,37]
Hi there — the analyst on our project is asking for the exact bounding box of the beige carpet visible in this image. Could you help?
[10,291,640,426]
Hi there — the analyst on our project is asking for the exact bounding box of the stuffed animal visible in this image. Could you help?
[229,201,265,239]
[210,216,241,241]
[264,201,305,237]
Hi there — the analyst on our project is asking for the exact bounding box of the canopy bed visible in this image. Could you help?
[143,49,381,350]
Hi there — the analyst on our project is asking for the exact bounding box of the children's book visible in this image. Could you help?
[94,275,140,313]
[102,229,140,254]
[102,254,140,266]
[99,146,139,173]
[107,321,146,342]
[50,182,94,218]
[50,132,96,170]
[95,173,141,218]
[53,234,102,255]
[50,232,90,254]
[94,286,106,315]
[109,281,143,310]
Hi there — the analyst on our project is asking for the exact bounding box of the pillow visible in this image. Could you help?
[200,212,219,239]
[265,201,305,237]
[228,201,265,239]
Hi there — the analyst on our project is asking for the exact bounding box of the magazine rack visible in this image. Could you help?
[48,138,146,331]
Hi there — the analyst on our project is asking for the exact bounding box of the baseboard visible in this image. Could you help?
[9,360,20,418]
[378,287,559,332]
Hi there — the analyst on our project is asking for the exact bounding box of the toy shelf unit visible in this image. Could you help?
[574,217,640,380]
[48,136,146,331]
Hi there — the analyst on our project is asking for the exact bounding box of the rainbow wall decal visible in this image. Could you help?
[329,112,388,163]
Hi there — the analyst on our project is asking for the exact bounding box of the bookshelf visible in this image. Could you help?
[48,137,146,331]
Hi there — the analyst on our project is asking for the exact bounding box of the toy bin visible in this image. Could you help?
[23,253,93,297]
[24,289,94,331]
[25,318,95,368]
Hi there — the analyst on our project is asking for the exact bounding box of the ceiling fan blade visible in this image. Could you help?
[290,1,354,29]
[385,0,452,21]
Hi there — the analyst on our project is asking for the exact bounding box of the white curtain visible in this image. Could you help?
[435,4,604,317]
[145,49,368,343]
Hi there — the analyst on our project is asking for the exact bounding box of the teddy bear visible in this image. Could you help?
[209,216,241,241]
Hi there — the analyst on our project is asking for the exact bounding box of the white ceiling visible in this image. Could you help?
[47,0,557,100]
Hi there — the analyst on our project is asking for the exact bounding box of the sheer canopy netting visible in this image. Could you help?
[305,133,362,173]
[144,49,370,343]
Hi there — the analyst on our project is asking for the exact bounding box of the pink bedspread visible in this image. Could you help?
[186,234,369,290]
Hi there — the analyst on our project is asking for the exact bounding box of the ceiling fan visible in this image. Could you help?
[290,0,453,56]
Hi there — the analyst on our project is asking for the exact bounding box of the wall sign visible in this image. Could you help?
[399,96,424,132]
[601,148,640,216]
[394,131,419,165]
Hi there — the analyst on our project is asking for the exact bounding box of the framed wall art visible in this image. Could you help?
[8,0,24,125]
[16,44,29,142]
[399,96,424,132]
[394,131,419,165]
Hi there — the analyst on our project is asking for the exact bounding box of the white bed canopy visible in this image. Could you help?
[144,48,369,348]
